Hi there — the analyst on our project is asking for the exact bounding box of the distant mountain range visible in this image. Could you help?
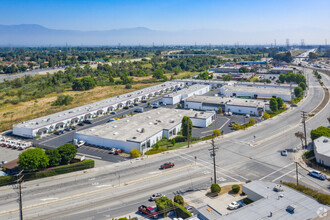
[0,24,328,46]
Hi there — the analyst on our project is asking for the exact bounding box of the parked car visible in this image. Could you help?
[129,105,134,108]
[228,201,240,210]
[245,114,250,118]
[149,193,164,201]
[134,107,144,113]
[114,149,122,155]
[134,103,139,106]
[152,102,158,106]
[152,105,159,109]
[228,122,236,127]
[65,127,72,131]
[138,205,158,219]
[160,162,175,169]
[78,123,84,126]
[54,130,65,135]
[107,118,116,123]
[281,150,288,156]
[71,126,76,130]
[109,148,116,154]
[75,141,85,148]
[185,206,194,213]
[160,103,167,106]
[123,106,129,109]
[110,111,116,115]
[308,170,327,180]
[84,120,93,124]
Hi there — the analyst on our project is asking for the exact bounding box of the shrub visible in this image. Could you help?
[232,185,240,193]
[174,136,186,143]
[211,183,221,194]
[130,148,141,158]
[174,202,192,219]
[155,196,173,217]
[45,149,61,167]
[174,194,184,206]
[125,84,132,89]
[310,126,330,140]
[52,95,73,106]
[171,138,176,146]
[146,147,167,155]
[57,143,77,165]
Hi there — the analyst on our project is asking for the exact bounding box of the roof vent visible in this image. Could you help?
[113,132,118,135]
[132,136,136,139]
[113,125,117,128]
[324,139,329,143]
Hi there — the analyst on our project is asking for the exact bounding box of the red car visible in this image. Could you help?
[138,205,158,219]
[160,162,174,169]
[114,149,122,155]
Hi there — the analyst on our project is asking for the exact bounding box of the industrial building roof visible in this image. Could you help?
[163,84,210,98]
[219,181,328,220]
[76,108,215,143]
[314,136,330,156]
[14,81,182,130]
[226,98,267,108]
[221,85,292,95]
[184,96,232,105]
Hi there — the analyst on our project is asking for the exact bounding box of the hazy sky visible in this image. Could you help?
[1,0,330,31]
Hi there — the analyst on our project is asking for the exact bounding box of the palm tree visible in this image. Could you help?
[295,131,305,149]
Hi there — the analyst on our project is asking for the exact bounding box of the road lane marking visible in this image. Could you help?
[271,169,295,182]
[40,198,58,201]
[259,162,294,181]
[76,153,102,159]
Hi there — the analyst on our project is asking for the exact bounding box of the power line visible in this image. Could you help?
[12,170,24,220]
[208,136,218,184]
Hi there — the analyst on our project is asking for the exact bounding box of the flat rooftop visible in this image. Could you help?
[14,81,181,130]
[163,84,210,98]
[220,181,328,220]
[184,95,232,105]
[226,98,267,108]
[314,136,330,156]
[221,85,292,95]
[76,108,214,143]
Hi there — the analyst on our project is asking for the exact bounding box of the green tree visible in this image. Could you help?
[45,149,61,167]
[211,183,221,194]
[239,66,249,73]
[299,82,306,91]
[153,69,165,79]
[294,86,303,98]
[18,148,49,171]
[249,118,256,124]
[232,185,240,193]
[181,116,192,140]
[213,129,221,137]
[171,138,176,146]
[222,74,233,81]
[125,84,132,89]
[174,195,184,206]
[276,97,284,109]
[218,107,222,113]
[81,77,97,90]
[130,148,141,158]
[310,126,330,140]
[57,144,77,165]
[270,98,278,112]
[52,95,74,106]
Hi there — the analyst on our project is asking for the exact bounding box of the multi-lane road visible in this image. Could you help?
[0,66,329,220]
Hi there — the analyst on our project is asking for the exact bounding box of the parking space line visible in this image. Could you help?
[77,153,102,159]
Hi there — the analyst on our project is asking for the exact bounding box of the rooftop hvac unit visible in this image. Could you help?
[132,136,136,139]
[113,125,117,128]
[170,119,175,123]
[324,139,329,143]
[113,132,118,135]
[137,128,141,132]
[141,128,145,133]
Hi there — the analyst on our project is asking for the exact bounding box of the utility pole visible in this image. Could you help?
[209,136,218,184]
[13,170,24,220]
[301,111,308,148]
[295,162,299,186]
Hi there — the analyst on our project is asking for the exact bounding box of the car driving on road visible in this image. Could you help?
[308,170,327,180]
[149,193,164,201]
[160,162,174,169]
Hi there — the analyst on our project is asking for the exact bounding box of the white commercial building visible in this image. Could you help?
[314,136,330,167]
[75,108,216,152]
[220,85,293,101]
[183,95,268,116]
[162,84,210,105]
[13,81,184,138]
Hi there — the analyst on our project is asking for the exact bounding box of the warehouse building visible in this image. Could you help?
[176,79,296,90]
[75,108,216,152]
[13,81,183,138]
[270,67,294,74]
[183,95,268,116]
[313,136,330,167]
[220,85,293,101]
[162,84,210,105]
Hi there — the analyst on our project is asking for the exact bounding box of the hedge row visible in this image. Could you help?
[0,159,94,186]
[282,182,330,205]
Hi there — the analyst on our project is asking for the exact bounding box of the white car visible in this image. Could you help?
[76,141,85,148]
[228,201,240,210]
[150,193,164,201]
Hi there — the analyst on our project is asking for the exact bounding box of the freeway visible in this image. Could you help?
[0,68,329,220]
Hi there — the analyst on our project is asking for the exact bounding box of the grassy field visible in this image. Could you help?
[0,82,159,132]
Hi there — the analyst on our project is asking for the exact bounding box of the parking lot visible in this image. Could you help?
[0,146,22,164]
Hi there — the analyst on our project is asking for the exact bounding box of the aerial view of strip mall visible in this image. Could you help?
[0,0,329,219]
